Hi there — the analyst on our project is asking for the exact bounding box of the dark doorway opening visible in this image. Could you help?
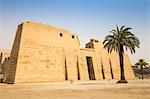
[86,56,95,80]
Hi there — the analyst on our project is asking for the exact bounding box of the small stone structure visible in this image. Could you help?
[1,22,135,84]
[0,51,10,81]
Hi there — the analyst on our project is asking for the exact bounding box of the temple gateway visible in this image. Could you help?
[0,22,135,84]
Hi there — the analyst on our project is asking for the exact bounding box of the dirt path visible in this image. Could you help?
[0,80,150,99]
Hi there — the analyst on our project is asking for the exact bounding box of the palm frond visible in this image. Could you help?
[120,26,125,31]
[103,25,140,54]
[123,27,132,32]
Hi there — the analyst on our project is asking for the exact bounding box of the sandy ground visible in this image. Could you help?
[0,80,150,99]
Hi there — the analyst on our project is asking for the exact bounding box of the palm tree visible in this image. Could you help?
[135,59,149,80]
[103,26,140,83]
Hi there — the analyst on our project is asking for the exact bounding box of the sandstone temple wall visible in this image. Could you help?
[2,22,135,84]
[12,22,80,83]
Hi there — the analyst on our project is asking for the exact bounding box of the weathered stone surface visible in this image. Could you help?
[1,22,135,84]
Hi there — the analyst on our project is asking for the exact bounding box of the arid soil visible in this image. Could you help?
[0,80,150,99]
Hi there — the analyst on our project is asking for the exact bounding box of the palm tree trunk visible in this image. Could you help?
[141,65,144,80]
[119,51,125,80]
[117,45,127,83]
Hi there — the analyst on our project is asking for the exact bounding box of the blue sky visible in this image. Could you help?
[0,0,149,64]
